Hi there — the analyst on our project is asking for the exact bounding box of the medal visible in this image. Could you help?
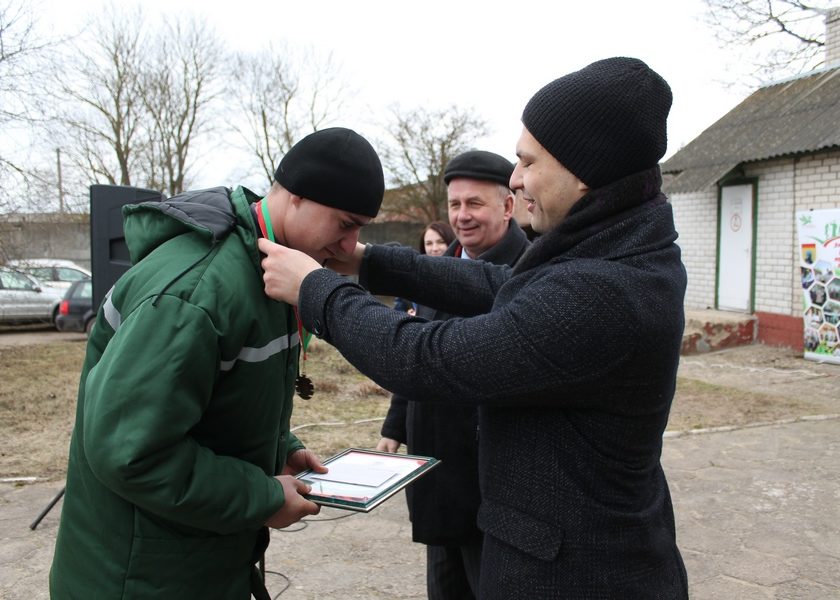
[295,374,314,400]
[258,199,315,399]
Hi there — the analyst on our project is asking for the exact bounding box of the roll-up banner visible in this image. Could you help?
[796,209,840,365]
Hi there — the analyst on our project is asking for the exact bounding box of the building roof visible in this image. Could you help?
[661,66,840,194]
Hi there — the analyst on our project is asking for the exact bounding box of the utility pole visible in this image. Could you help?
[56,148,65,213]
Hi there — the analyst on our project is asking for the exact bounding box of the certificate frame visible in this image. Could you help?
[295,448,441,512]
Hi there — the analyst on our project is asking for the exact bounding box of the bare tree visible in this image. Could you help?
[55,6,224,200]
[55,5,146,189]
[227,44,347,188]
[703,0,834,81]
[0,0,41,124]
[140,15,223,196]
[0,0,60,251]
[380,105,488,223]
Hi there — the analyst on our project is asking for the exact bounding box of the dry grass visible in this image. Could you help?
[0,338,392,481]
[0,337,822,481]
[0,339,85,480]
[668,377,822,431]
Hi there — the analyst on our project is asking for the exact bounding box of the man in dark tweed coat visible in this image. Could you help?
[259,57,689,599]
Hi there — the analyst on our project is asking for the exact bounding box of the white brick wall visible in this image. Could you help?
[670,189,717,309]
[670,149,840,316]
[744,158,796,315]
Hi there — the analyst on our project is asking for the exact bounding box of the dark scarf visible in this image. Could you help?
[513,166,666,274]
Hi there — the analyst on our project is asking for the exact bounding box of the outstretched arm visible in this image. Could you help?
[294,261,673,413]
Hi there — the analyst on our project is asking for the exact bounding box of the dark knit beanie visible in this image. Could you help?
[444,150,514,187]
[522,57,672,188]
[274,127,384,218]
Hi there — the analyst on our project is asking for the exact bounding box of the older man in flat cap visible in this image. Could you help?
[50,128,384,600]
[377,149,530,600]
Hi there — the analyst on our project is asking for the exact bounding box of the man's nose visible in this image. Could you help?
[510,164,523,190]
[339,231,360,254]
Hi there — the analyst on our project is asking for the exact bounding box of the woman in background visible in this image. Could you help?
[420,221,455,257]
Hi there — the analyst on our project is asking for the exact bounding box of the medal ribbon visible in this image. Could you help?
[258,198,276,244]
[256,199,313,397]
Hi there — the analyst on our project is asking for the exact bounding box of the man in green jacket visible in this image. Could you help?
[50,127,384,599]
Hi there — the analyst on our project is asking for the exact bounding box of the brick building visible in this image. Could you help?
[662,8,840,350]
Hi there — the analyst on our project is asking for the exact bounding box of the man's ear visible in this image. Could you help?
[503,192,515,220]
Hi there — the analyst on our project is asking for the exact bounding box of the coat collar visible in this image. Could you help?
[448,217,531,264]
[513,166,673,274]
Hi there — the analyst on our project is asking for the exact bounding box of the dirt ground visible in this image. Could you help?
[1,326,838,482]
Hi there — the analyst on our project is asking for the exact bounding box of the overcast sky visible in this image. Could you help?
[33,0,755,189]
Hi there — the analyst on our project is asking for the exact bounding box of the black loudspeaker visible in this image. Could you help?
[89,185,163,312]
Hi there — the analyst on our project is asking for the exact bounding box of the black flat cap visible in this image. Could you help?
[443,150,514,188]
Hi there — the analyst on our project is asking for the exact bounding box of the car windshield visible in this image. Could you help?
[0,269,39,291]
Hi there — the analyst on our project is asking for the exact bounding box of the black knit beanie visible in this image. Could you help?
[444,150,514,187]
[274,127,385,218]
[522,57,672,188]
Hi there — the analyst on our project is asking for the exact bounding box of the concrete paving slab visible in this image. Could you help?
[667,418,840,599]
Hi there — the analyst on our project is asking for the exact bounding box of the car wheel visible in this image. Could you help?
[85,318,95,336]
[52,308,60,329]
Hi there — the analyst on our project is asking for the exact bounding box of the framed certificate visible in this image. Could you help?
[296,448,441,512]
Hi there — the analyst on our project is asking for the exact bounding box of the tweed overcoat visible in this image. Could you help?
[299,166,689,599]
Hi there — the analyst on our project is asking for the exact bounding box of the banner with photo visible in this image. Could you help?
[796,209,840,365]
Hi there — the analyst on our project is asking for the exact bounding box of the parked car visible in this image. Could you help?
[0,266,64,327]
[6,259,91,290]
[55,279,95,335]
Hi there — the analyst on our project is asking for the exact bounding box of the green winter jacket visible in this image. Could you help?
[50,186,303,599]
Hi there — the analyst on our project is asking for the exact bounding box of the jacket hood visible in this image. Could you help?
[122,187,238,265]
